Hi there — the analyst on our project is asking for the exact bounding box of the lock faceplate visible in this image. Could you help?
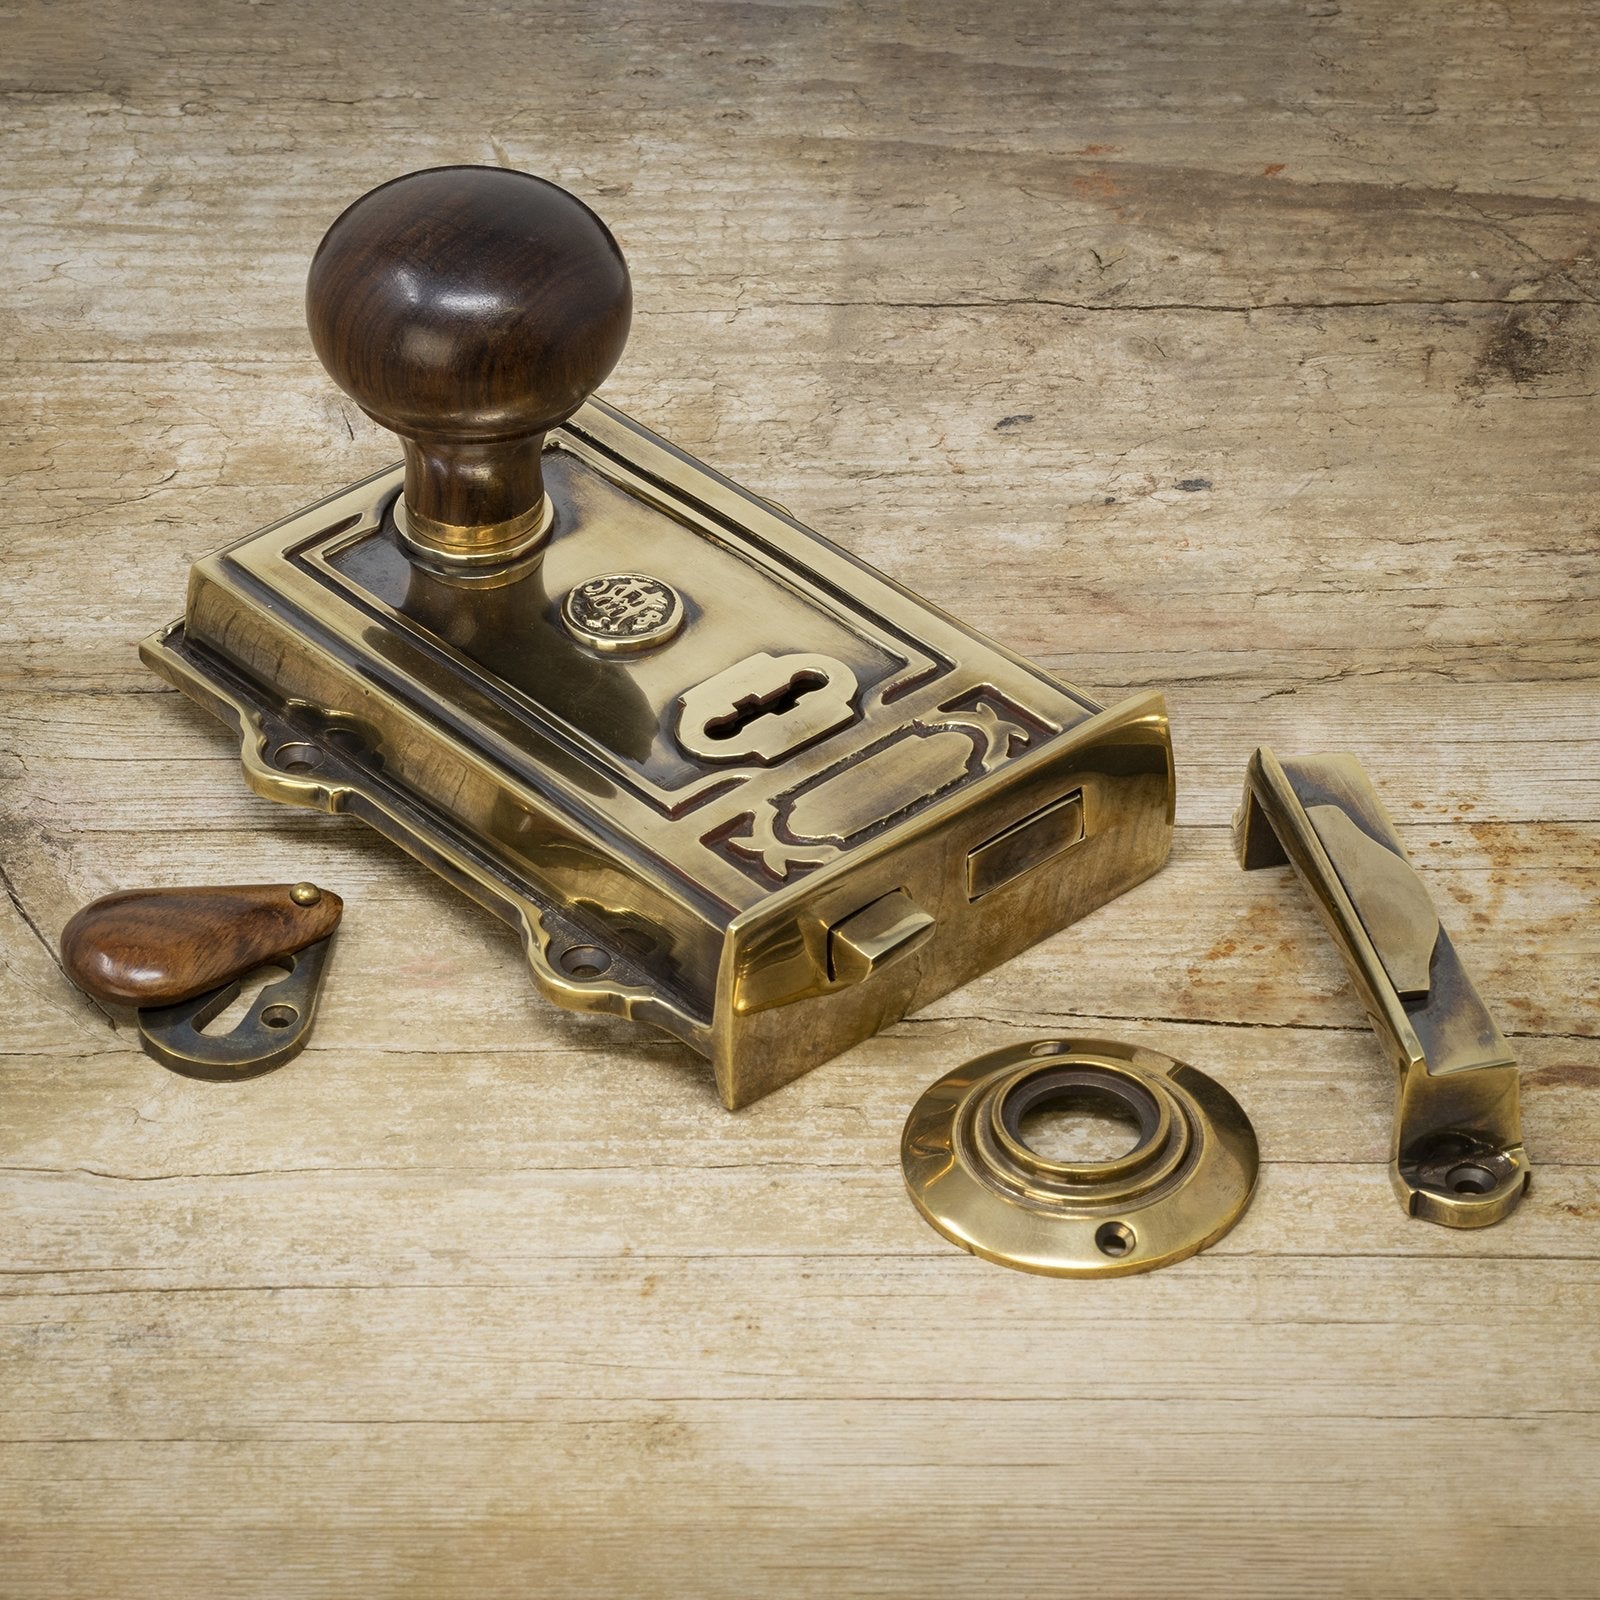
[144,399,1175,1107]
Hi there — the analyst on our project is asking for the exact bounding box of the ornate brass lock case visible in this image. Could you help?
[144,402,1172,1105]
[142,168,1174,1106]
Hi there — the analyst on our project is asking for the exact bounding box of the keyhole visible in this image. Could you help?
[200,962,293,1035]
[703,669,828,741]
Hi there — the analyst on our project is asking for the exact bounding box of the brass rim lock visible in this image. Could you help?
[902,1038,1258,1277]
[141,165,1178,1108]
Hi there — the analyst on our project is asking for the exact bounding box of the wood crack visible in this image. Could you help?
[776,295,1596,314]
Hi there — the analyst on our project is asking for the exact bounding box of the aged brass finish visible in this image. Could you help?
[143,168,1177,1107]
[142,439,1174,1107]
[289,882,323,907]
[1236,748,1530,1226]
[966,790,1086,900]
[675,650,858,765]
[827,890,934,985]
[395,493,555,571]
[137,933,338,1080]
[902,1039,1258,1277]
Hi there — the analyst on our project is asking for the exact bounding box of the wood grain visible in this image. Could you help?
[3,1,1598,1596]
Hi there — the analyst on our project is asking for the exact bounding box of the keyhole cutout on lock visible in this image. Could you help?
[199,961,295,1036]
[703,669,828,742]
[675,650,860,765]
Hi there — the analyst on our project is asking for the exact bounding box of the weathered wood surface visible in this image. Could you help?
[3,1,1598,1594]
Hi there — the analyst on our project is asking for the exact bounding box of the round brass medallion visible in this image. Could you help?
[901,1038,1258,1277]
[561,572,684,653]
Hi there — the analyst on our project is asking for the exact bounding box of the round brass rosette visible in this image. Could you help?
[901,1038,1258,1277]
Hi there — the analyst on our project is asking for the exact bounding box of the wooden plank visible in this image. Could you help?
[4,0,1599,1594]
[1,1402,1596,1599]
[6,301,1600,690]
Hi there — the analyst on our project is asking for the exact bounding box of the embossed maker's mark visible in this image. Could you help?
[562,573,684,653]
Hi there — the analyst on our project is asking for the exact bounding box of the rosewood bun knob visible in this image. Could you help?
[306,166,632,568]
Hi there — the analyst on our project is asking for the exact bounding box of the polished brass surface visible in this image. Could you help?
[395,492,555,571]
[289,882,322,907]
[902,1038,1258,1277]
[136,932,337,1081]
[1235,748,1530,1226]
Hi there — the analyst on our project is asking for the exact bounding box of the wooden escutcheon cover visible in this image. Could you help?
[61,884,344,1008]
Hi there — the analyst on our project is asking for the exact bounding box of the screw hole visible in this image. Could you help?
[260,1004,299,1030]
[1095,1221,1136,1258]
[1447,1162,1497,1196]
[272,742,323,774]
[558,944,612,981]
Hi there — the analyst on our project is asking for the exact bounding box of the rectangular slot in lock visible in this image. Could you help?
[966,790,1086,901]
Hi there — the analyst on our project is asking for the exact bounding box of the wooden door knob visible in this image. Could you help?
[306,166,632,569]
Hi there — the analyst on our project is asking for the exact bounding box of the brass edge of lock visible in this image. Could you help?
[1235,747,1530,1227]
[901,1038,1259,1278]
[136,623,715,1059]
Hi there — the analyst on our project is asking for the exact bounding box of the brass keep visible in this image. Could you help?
[1236,748,1531,1226]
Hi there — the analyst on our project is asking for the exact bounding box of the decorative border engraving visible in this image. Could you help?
[712,696,1032,882]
